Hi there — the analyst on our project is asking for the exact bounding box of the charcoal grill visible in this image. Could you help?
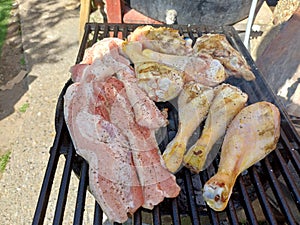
[32,23,300,225]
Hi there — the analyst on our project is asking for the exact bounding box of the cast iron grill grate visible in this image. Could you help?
[32,23,300,225]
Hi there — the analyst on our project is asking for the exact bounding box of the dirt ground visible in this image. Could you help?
[0,3,25,91]
[0,2,26,165]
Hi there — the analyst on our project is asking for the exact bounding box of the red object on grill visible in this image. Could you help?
[32,23,300,225]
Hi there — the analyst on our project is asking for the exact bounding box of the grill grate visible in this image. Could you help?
[32,23,300,225]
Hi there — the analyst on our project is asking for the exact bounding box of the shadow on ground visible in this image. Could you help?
[0,0,79,120]
[0,75,36,120]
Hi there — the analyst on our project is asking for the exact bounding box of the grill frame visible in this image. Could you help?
[32,23,300,225]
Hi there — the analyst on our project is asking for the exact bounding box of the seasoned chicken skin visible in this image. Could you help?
[162,82,215,173]
[127,25,193,55]
[183,83,248,173]
[123,41,185,101]
[135,62,185,102]
[203,101,280,211]
[193,34,255,81]
[142,49,226,87]
[123,41,225,88]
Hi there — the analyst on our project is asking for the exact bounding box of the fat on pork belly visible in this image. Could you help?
[65,37,179,222]
[105,75,180,209]
[64,79,144,223]
[203,101,280,211]
[183,83,248,173]
[81,37,129,64]
[193,33,256,81]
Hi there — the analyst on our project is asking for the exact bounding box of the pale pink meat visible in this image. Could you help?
[70,37,130,83]
[81,37,129,64]
[104,77,181,209]
[64,80,143,223]
[64,38,180,221]
[117,69,168,130]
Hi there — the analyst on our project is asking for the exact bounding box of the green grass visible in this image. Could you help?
[20,56,25,65]
[19,102,29,113]
[0,0,13,56]
[0,151,11,172]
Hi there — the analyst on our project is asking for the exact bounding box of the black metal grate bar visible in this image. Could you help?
[184,169,200,225]
[133,208,142,225]
[32,82,71,225]
[93,202,103,225]
[237,177,259,225]
[280,130,300,175]
[152,206,161,225]
[263,158,298,225]
[274,149,300,211]
[73,160,89,225]
[170,198,181,225]
[226,200,239,225]
[53,142,74,225]
[32,23,300,225]
[250,167,279,225]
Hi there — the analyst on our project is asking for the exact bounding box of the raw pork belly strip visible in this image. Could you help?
[104,77,180,209]
[64,80,143,223]
[65,37,180,221]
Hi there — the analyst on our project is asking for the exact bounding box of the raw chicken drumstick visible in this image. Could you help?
[162,82,215,173]
[203,101,280,211]
[183,83,248,173]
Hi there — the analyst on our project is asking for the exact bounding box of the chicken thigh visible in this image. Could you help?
[203,101,280,211]
[142,49,226,87]
[123,41,185,101]
[127,25,193,55]
[162,82,215,173]
[183,83,248,173]
[193,33,255,81]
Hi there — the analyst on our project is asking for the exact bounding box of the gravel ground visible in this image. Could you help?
[0,0,97,224]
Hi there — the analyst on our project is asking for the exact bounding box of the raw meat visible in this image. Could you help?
[202,101,280,211]
[127,25,193,55]
[183,83,248,173]
[122,41,185,101]
[116,68,169,129]
[193,33,256,81]
[162,82,215,173]
[64,37,177,222]
[106,76,181,209]
[123,41,226,87]
[142,49,226,87]
[81,37,129,64]
[64,79,144,223]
